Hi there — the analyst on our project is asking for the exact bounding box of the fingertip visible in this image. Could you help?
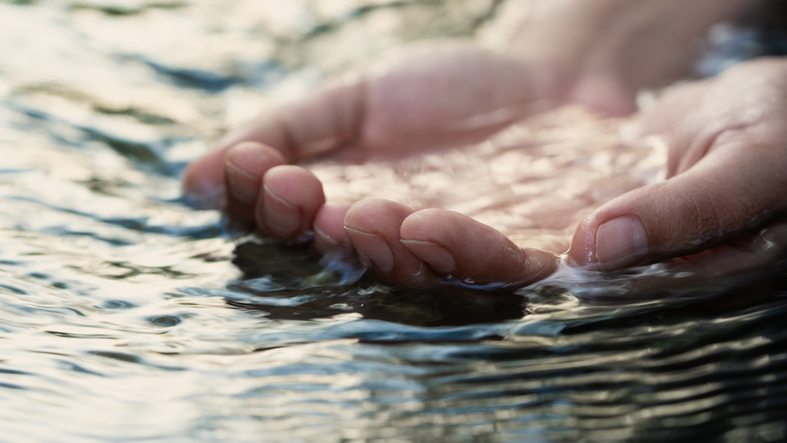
[344,227,395,273]
[595,216,649,271]
[344,198,414,233]
[259,165,325,240]
[262,165,325,203]
[399,239,456,274]
[222,142,288,224]
[313,203,351,254]
[182,149,227,208]
[568,210,651,272]
[225,142,287,174]
[567,217,599,270]
[401,208,558,286]
[343,199,429,284]
[261,184,301,238]
[399,208,458,275]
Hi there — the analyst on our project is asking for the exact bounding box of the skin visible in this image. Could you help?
[183,0,786,290]
[508,0,749,114]
[584,59,787,279]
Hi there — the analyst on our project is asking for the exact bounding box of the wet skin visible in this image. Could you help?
[183,0,787,289]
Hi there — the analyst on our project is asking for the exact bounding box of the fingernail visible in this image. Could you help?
[183,186,222,209]
[263,185,300,238]
[225,161,260,204]
[182,173,223,209]
[344,228,394,273]
[596,216,649,271]
[182,152,225,209]
[400,240,456,274]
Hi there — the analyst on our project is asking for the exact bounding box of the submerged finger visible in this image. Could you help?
[344,199,435,286]
[258,165,325,242]
[223,142,287,225]
[400,208,559,288]
[313,203,352,255]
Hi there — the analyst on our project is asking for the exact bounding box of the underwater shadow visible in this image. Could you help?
[225,240,527,328]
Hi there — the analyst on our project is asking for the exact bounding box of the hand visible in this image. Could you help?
[184,42,553,203]
[183,43,560,288]
[184,0,751,205]
[181,2,772,291]
[508,0,748,115]
[568,59,787,278]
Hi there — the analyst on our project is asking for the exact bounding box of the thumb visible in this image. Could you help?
[568,126,787,271]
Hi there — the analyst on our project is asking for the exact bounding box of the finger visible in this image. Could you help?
[635,79,714,178]
[223,141,287,225]
[183,73,366,205]
[313,203,352,255]
[592,221,787,305]
[400,209,558,288]
[257,165,326,242]
[569,123,787,271]
[344,199,435,286]
[666,220,787,281]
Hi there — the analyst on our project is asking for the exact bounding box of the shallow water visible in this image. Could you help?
[2,0,787,441]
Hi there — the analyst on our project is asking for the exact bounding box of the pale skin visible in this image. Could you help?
[183,0,787,289]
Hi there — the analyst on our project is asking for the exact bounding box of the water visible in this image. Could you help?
[2,0,787,441]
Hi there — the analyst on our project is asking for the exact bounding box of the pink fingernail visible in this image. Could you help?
[344,228,394,273]
[263,185,300,238]
[400,240,456,274]
[596,216,649,271]
[225,161,260,204]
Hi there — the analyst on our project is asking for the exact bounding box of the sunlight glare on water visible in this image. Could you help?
[1,0,787,442]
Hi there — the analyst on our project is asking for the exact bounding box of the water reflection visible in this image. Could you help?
[1,0,787,441]
[230,240,527,327]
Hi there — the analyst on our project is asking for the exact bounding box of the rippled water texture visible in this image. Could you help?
[2,1,787,441]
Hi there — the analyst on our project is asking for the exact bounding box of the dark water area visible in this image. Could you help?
[2,0,787,441]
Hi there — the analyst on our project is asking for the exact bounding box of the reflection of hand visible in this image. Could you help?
[509,0,748,115]
[569,59,787,277]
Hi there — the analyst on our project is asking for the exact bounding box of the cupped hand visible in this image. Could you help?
[183,43,563,288]
[568,59,787,277]
[181,4,783,290]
